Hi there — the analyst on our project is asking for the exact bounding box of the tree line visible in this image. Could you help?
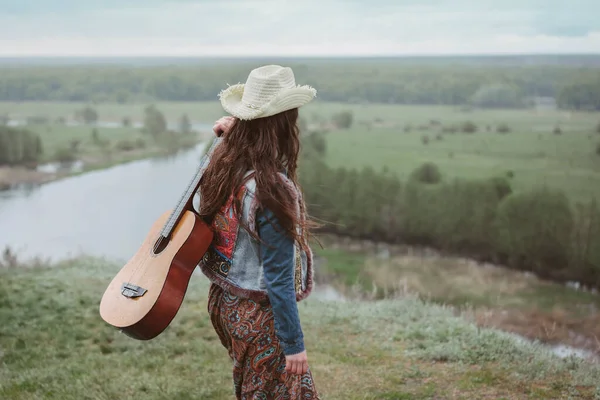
[298,132,600,290]
[1,61,599,110]
[0,126,43,166]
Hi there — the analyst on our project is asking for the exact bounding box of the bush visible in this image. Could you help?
[488,176,513,200]
[115,140,136,151]
[122,117,131,127]
[0,126,43,165]
[461,121,477,133]
[135,138,146,149]
[496,123,511,133]
[493,188,573,278]
[403,124,412,133]
[553,125,562,135]
[421,135,430,145]
[435,134,443,141]
[54,148,77,163]
[332,111,353,129]
[596,142,600,156]
[596,121,600,134]
[409,162,441,184]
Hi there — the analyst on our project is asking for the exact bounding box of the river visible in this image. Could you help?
[0,129,344,304]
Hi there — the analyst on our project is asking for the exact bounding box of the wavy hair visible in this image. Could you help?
[199,108,315,247]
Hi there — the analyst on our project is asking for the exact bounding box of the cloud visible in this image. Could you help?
[0,0,598,55]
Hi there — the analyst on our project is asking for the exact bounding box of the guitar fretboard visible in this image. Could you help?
[160,137,222,239]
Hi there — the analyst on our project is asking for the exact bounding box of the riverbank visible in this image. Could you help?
[1,257,599,399]
[313,235,600,361]
[0,130,209,191]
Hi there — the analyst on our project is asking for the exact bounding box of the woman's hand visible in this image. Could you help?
[285,350,309,375]
[213,116,235,137]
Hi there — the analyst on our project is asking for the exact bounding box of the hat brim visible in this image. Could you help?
[218,84,317,121]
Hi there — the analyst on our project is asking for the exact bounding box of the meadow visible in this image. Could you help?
[1,256,600,399]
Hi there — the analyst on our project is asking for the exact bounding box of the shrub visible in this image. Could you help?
[506,170,515,179]
[487,176,512,200]
[403,124,412,133]
[421,135,430,145]
[122,117,131,127]
[461,121,477,133]
[496,123,511,133]
[553,125,562,135]
[494,188,573,278]
[332,111,353,129]
[596,121,600,134]
[435,134,443,141]
[409,162,441,184]
[135,138,146,149]
[596,142,600,156]
[54,148,77,163]
[115,140,136,151]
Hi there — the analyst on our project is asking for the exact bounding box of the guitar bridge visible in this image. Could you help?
[121,283,148,299]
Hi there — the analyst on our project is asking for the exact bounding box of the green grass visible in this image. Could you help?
[27,124,147,162]
[1,258,600,399]
[0,101,224,125]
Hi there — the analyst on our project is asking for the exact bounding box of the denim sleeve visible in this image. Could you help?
[256,207,305,356]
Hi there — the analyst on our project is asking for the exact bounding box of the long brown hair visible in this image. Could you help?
[199,108,313,247]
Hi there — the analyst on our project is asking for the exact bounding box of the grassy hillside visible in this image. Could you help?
[1,258,599,399]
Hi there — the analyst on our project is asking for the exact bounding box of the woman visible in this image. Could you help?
[197,65,320,399]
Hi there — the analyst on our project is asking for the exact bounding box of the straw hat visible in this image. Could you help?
[218,65,317,121]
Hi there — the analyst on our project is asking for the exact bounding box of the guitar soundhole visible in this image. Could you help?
[153,235,169,255]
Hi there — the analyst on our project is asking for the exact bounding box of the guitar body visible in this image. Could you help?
[99,209,213,340]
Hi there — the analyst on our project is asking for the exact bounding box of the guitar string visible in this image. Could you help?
[124,140,215,295]
[124,138,220,297]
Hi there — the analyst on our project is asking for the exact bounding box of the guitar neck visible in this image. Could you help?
[160,137,222,238]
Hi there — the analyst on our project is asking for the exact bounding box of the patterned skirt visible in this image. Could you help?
[207,283,320,400]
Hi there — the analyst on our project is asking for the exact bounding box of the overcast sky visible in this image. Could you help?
[0,0,598,56]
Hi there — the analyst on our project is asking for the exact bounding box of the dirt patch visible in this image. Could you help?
[0,166,56,189]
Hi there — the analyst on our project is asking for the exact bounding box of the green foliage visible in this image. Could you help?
[114,139,136,151]
[303,131,327,159]
[332,111,353,129]
[1,59,599,111]
[0,126,43,165]
[493,188,574,278]
[596,121,600,134]
[558,75,600,111]
[74,106,98,125]
[496,123,511,133]
[53,147,77,163]
[409,162,441,184]
[461,121,478,133]
[143,105,167,137]
[553,125,562,135]
[470,83,525,109]
[122,116,131,127]
[596,142,600,156]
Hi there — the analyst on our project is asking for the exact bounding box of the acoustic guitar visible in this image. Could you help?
[99,137,222,340]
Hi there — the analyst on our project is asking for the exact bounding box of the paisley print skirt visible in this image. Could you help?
[207,283,320,400]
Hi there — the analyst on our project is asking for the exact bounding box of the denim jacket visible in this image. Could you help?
[196,171,314,356]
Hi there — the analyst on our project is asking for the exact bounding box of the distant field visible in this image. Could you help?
[307,103,600,202]
[2,101,600,201]
[26,124,145,162]
[0,101,224,125]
